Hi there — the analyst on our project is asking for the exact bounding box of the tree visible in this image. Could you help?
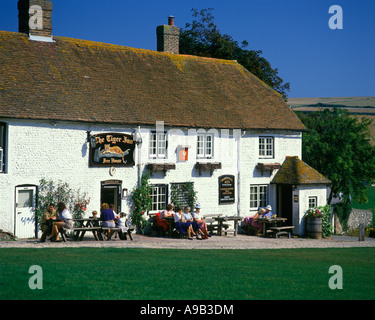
[298,108,375,204]
[180,8,290,99]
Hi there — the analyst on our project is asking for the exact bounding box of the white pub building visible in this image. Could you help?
[0,1,330,238]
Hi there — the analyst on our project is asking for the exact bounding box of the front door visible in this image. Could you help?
[100,180,122,215]
[15,185,37,238]
[277,185,293,224]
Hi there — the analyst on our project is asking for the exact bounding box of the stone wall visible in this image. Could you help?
[348,209,373,229]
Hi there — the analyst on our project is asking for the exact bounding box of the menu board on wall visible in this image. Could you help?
[219,175,235,204]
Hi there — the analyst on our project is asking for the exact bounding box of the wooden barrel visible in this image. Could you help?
[306,218,322,239]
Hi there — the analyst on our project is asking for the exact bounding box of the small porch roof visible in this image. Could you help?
[271,156,330,185]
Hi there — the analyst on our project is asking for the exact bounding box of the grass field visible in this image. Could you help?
[352,186,375,210]
[0,247,374,300]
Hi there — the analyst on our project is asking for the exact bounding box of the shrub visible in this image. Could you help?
[319,204,333,238]
[130,172,152,231]
[332,202,352,232]
[36,178,91,222]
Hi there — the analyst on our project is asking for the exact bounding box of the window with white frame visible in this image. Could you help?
[149,131,167,159]
[308,196,318,208]
[250,185,268,209]
[259,137,274,158]
[150,184,168,212]
[197,133,213,159]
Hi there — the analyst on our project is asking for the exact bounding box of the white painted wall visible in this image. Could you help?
[0,119,305,236]
[293,185,329,236]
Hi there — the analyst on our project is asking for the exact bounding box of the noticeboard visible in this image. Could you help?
[219,175,235,204]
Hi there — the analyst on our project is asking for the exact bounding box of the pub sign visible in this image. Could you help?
[219,175,235,204]
[90,133,135,167]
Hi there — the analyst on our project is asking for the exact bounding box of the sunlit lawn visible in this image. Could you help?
[0,247,374,300]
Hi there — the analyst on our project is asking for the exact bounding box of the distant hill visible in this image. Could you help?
[289,96,375,144]
[288,96,375,108]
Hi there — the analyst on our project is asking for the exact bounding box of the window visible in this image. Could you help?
[197,133,213,159]
[150,184,168,212]
[308,196,317,208]
[0,122,6,173]
[149,131,167,159]
[259,137,274,158]
[250,185,268,209]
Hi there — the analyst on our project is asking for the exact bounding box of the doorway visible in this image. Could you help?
[100,180,122,215]
[15,185,37,238]
[277,185,293,224]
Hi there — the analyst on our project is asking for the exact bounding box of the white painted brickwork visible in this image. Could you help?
[0,119,304,235]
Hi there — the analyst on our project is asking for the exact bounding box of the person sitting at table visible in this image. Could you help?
[40,203,57,242]
[174,206,196,240]
[264,205,275,218]
[251,208,267,235]
[49,201,73,242]
[90,210,100,227]
[183,206,202,238]
[117,212,129,240]
[192,204,210,239]
[156,203,174,234]
[109,204,118,219]
[100,203,116,239]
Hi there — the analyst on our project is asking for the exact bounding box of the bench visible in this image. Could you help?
[224,228,236,236]
[268,226,295,238]
[203,214,226,235]
[59,226,134,241]
[101,227,134,241]
[72,227,102,241]
[207,223,229,235]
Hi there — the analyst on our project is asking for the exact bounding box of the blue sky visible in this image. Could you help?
[1,0,374,98]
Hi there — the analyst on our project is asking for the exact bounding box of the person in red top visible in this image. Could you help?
[156,204,174,234]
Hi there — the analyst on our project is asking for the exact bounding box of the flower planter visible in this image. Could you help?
[306,218,322,239]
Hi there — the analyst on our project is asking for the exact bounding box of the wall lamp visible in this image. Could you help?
[133,128,143,147]
[86,131,97,148]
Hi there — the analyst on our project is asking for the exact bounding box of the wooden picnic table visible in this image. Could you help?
[258,217,288,237]
[73,218,102,241]
[214,216,243,236]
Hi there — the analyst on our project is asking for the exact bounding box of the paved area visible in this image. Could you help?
[1,234,375,249]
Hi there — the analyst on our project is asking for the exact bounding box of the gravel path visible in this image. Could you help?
[1,234,375,249]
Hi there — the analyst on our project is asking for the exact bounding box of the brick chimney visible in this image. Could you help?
[18,0,54,42]
[156,16,179,54]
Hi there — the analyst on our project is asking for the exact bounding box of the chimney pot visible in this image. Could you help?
[168,15,175,26]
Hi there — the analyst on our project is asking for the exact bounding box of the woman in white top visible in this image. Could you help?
[174,206,196,240]
[192,204,210,239]
[50,201,73,242]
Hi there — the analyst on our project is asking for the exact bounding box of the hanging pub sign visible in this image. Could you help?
[219,175,235,204]
[89,133,135,167]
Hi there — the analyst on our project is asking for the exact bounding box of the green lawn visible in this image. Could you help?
[352,186,375,210]
[0,248,374,300]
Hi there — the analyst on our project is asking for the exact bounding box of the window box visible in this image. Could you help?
[195,162,221,176]
[257,163,281,175]
[147,163,176,176]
